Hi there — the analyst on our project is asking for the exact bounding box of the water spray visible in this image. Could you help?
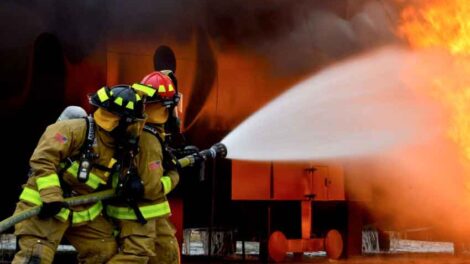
[0,142,228,233]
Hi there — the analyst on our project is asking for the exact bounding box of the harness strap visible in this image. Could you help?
[143,125,177,170]
[77,116,96,182]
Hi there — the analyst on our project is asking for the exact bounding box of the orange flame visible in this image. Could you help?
[399,0,470,161]
[399,0,470,56]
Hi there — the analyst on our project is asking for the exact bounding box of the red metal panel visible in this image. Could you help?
[273,163,308,200]
[232,161,345,201]
[326,165,345,200]
[231,160,271,200]
[312,166,328,201]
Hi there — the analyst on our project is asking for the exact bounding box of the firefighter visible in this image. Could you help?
[12,85,145,264]
[105,71,181,264]
[143,71,182,264]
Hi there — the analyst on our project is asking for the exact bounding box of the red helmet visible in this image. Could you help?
[135,71,179,107]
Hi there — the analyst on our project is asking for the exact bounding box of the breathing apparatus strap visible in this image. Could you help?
[76,116,96,183]
[143,125,178,170]
[57,117,97,195]
[82,116,96,155]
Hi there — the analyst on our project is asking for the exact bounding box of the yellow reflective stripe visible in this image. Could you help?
[168,84,175,92]
[106,201,171,220]
[19,188,71,222]
[97,87,109,102]
[126,101,134,110]
[36,174,60,191]
[19,187,42,206]
[104,158,117,177]
[114,97,123,106]
[161,176,172,195]
[132,83,156,97]
[86,172,104,189]
[55,208,70,222]
[67,161,105,189]
[136,94,142,101]
[72,202,103,224]
[158,84,166,93]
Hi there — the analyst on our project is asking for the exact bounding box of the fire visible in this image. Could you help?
[398,0,470,56]
[399,0,470,161]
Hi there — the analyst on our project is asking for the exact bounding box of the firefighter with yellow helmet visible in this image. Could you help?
[12,85,145,263]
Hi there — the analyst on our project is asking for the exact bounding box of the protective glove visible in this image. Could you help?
[118,171,144,201]
[38,201,68,219]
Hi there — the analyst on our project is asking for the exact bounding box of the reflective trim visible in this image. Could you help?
[168,84,175,92]
[19,188,102,223]
[55,208,70,222]
[126,101,134,110]
[136,94,142,101]
[132,83,156,97]
[114,97,123,106]
[67,161,105,189]
[19,187,42,206]
[106,201,171,220]
[72,201,103,224]
[97,87,109,102]
[36,174,61,191]
[161,176,172,195]
[104,158,117,177]
[158,85,166,93]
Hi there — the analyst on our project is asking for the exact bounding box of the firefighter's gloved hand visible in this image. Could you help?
[122,172,144,200]
[191,152,205,166]
[38,201,67,219]
[178,145,199,158]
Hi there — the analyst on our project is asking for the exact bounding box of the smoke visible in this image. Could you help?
[104,0,402,75]
[243,0,402,76]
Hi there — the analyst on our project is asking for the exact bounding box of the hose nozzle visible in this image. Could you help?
[199,142,227,160]
[209,143,227,158]
[177,142,228,168]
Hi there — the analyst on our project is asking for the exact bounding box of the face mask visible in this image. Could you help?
[94,108,120,132]
[146,103,169,124]
[111,118,146,149]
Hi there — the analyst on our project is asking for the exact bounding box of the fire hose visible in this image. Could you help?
[0,143,227,233]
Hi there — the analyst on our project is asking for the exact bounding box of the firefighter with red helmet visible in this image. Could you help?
[144,70,182,264]
[120,70,182,264]
[104,73,179,263]
[12,85,145,263]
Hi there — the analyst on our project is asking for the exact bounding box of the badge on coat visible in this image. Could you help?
[148,160,161,171]
[54,132,68,144]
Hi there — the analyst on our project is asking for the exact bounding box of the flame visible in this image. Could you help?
[398,0,470,56]
[399,0,470,161]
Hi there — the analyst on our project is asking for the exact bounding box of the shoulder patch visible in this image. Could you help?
[54,132,68,144]
[148,160,161,171]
